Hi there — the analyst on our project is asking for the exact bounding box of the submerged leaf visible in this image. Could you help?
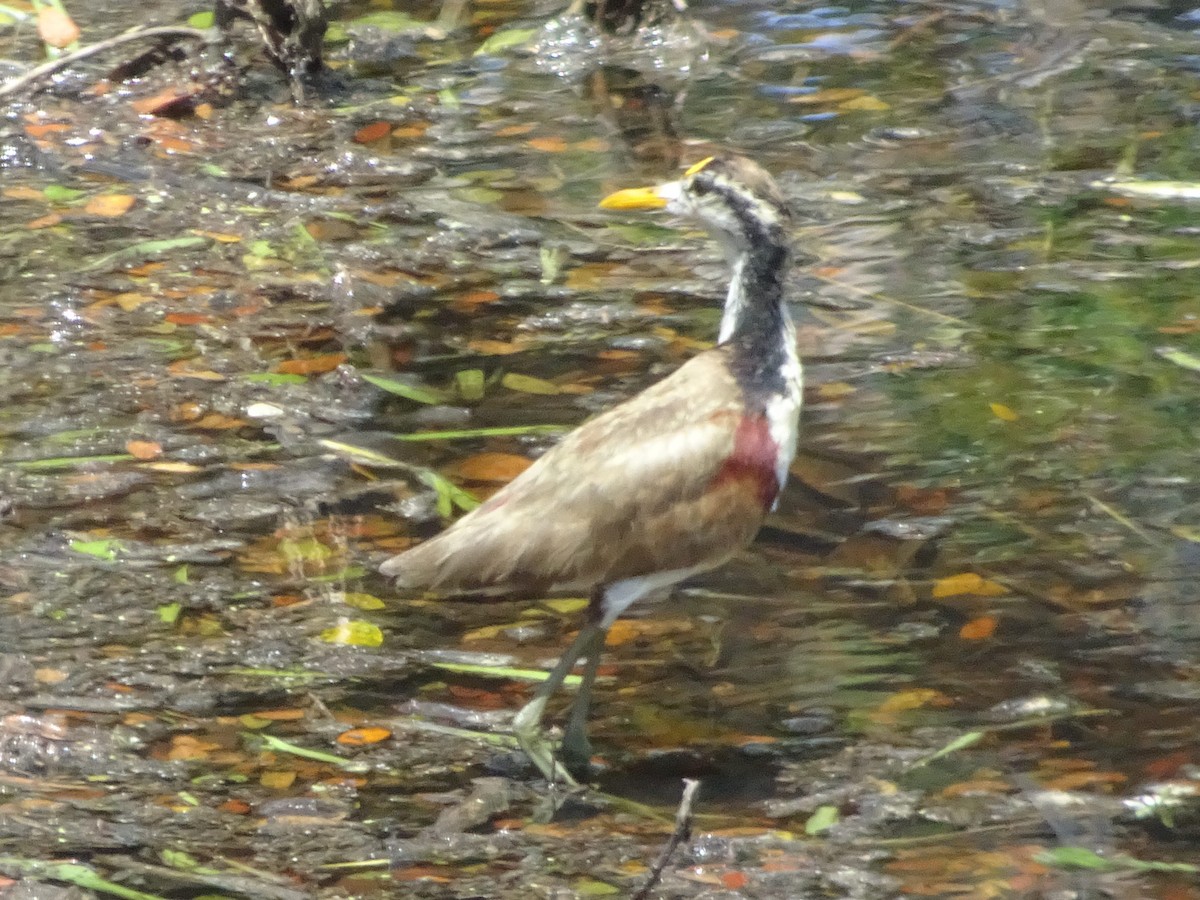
[475,26,537,55]
[320,620,384,647]
[805,805,839,835]
[70,539,120,561]
[501,373,560,395]
[361,372,449,404]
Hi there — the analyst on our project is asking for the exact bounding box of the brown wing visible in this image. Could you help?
[380,348,766,594]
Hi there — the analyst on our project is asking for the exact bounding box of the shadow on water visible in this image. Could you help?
[2,0,1200,896]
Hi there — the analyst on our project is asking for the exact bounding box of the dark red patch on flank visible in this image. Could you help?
[710,414,780,508]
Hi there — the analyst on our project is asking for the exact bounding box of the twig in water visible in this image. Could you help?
[0,25,213,99]
[633,778,700,900]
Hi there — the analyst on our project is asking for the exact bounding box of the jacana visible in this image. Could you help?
[381,156,802,781]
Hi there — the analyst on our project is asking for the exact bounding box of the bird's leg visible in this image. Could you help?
[512,619,604,784]
[560,627,605,770]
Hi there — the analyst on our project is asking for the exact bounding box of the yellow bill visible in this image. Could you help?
[598,185,669,210]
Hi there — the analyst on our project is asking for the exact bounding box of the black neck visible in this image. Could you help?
[719,232,795,405]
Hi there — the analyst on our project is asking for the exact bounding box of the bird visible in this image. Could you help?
[380,156,803,781]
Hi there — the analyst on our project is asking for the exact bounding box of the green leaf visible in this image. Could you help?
[501,372,560,395]
[173,565,189,584]
[539,244,567,284]
[253,732,368,771]
[427,660,583,686]
[1158,346,1200,374]
[43,184,85,203]
[160,848,200,870]
[393,424,567,441]
[805,805,839,835]
[1037,847,1111,870]
[574,879,620,896]
[244,372,307,385]
[320,620,384,647]
[455,368,486,401]
[11,453,133,470]
[917,730,984,765]
[70,539,120,561]
[419,468,479,516]
[0,857,172,900]
[361,372,448,405]
[278,537,333,563]
[307,565,366,583]
[157,602,181,624]
[474,26,537,55]
[186,10,214,28]
[82,236,208,272]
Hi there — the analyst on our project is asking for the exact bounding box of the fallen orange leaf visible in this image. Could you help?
[454,452,531,483]
[466,339,526,355]
[721,872,749,890]
[84,194,135,217]
[527,136,568,152]
[275,353,347,375]
[131,89,196,117]
[125,439,162,460]
[959,616,997,641]
[191,413,247,430]
[26,213,62,230]
[254,708,307,721]
[23,122,71,139]
[353,121,392,143]
[3,186,47,201]
[392,123,428,139]
[165,312,211,325]
[453,289,500,309]
[337,726,392,746]
[932,572,1007,598]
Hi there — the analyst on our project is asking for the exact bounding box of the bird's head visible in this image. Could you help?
[600,156,790,259]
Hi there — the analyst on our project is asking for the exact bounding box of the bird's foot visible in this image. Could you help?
[512,697,579,787]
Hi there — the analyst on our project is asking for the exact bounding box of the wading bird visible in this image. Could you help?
[381,156,803,780]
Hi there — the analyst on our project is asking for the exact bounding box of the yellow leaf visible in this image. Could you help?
[932,572,1008,598]
[542,598,588,615]
[840,95,890,111]
[989,402,1019,421]
[320,620,384,647]
[341,592,386,610]
[260,770,297,789]
[816,381,856,400]
[876,688,948,713]
[789,87,865,105]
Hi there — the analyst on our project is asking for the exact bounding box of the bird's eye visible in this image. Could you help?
[691,179,712,196]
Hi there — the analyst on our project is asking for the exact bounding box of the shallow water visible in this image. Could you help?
[2,0,1200,896]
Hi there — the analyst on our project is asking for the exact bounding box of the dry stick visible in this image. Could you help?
[633,778,701,900]
[0,25,213,99]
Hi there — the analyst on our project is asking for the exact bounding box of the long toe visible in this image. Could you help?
[512,697,578,786]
